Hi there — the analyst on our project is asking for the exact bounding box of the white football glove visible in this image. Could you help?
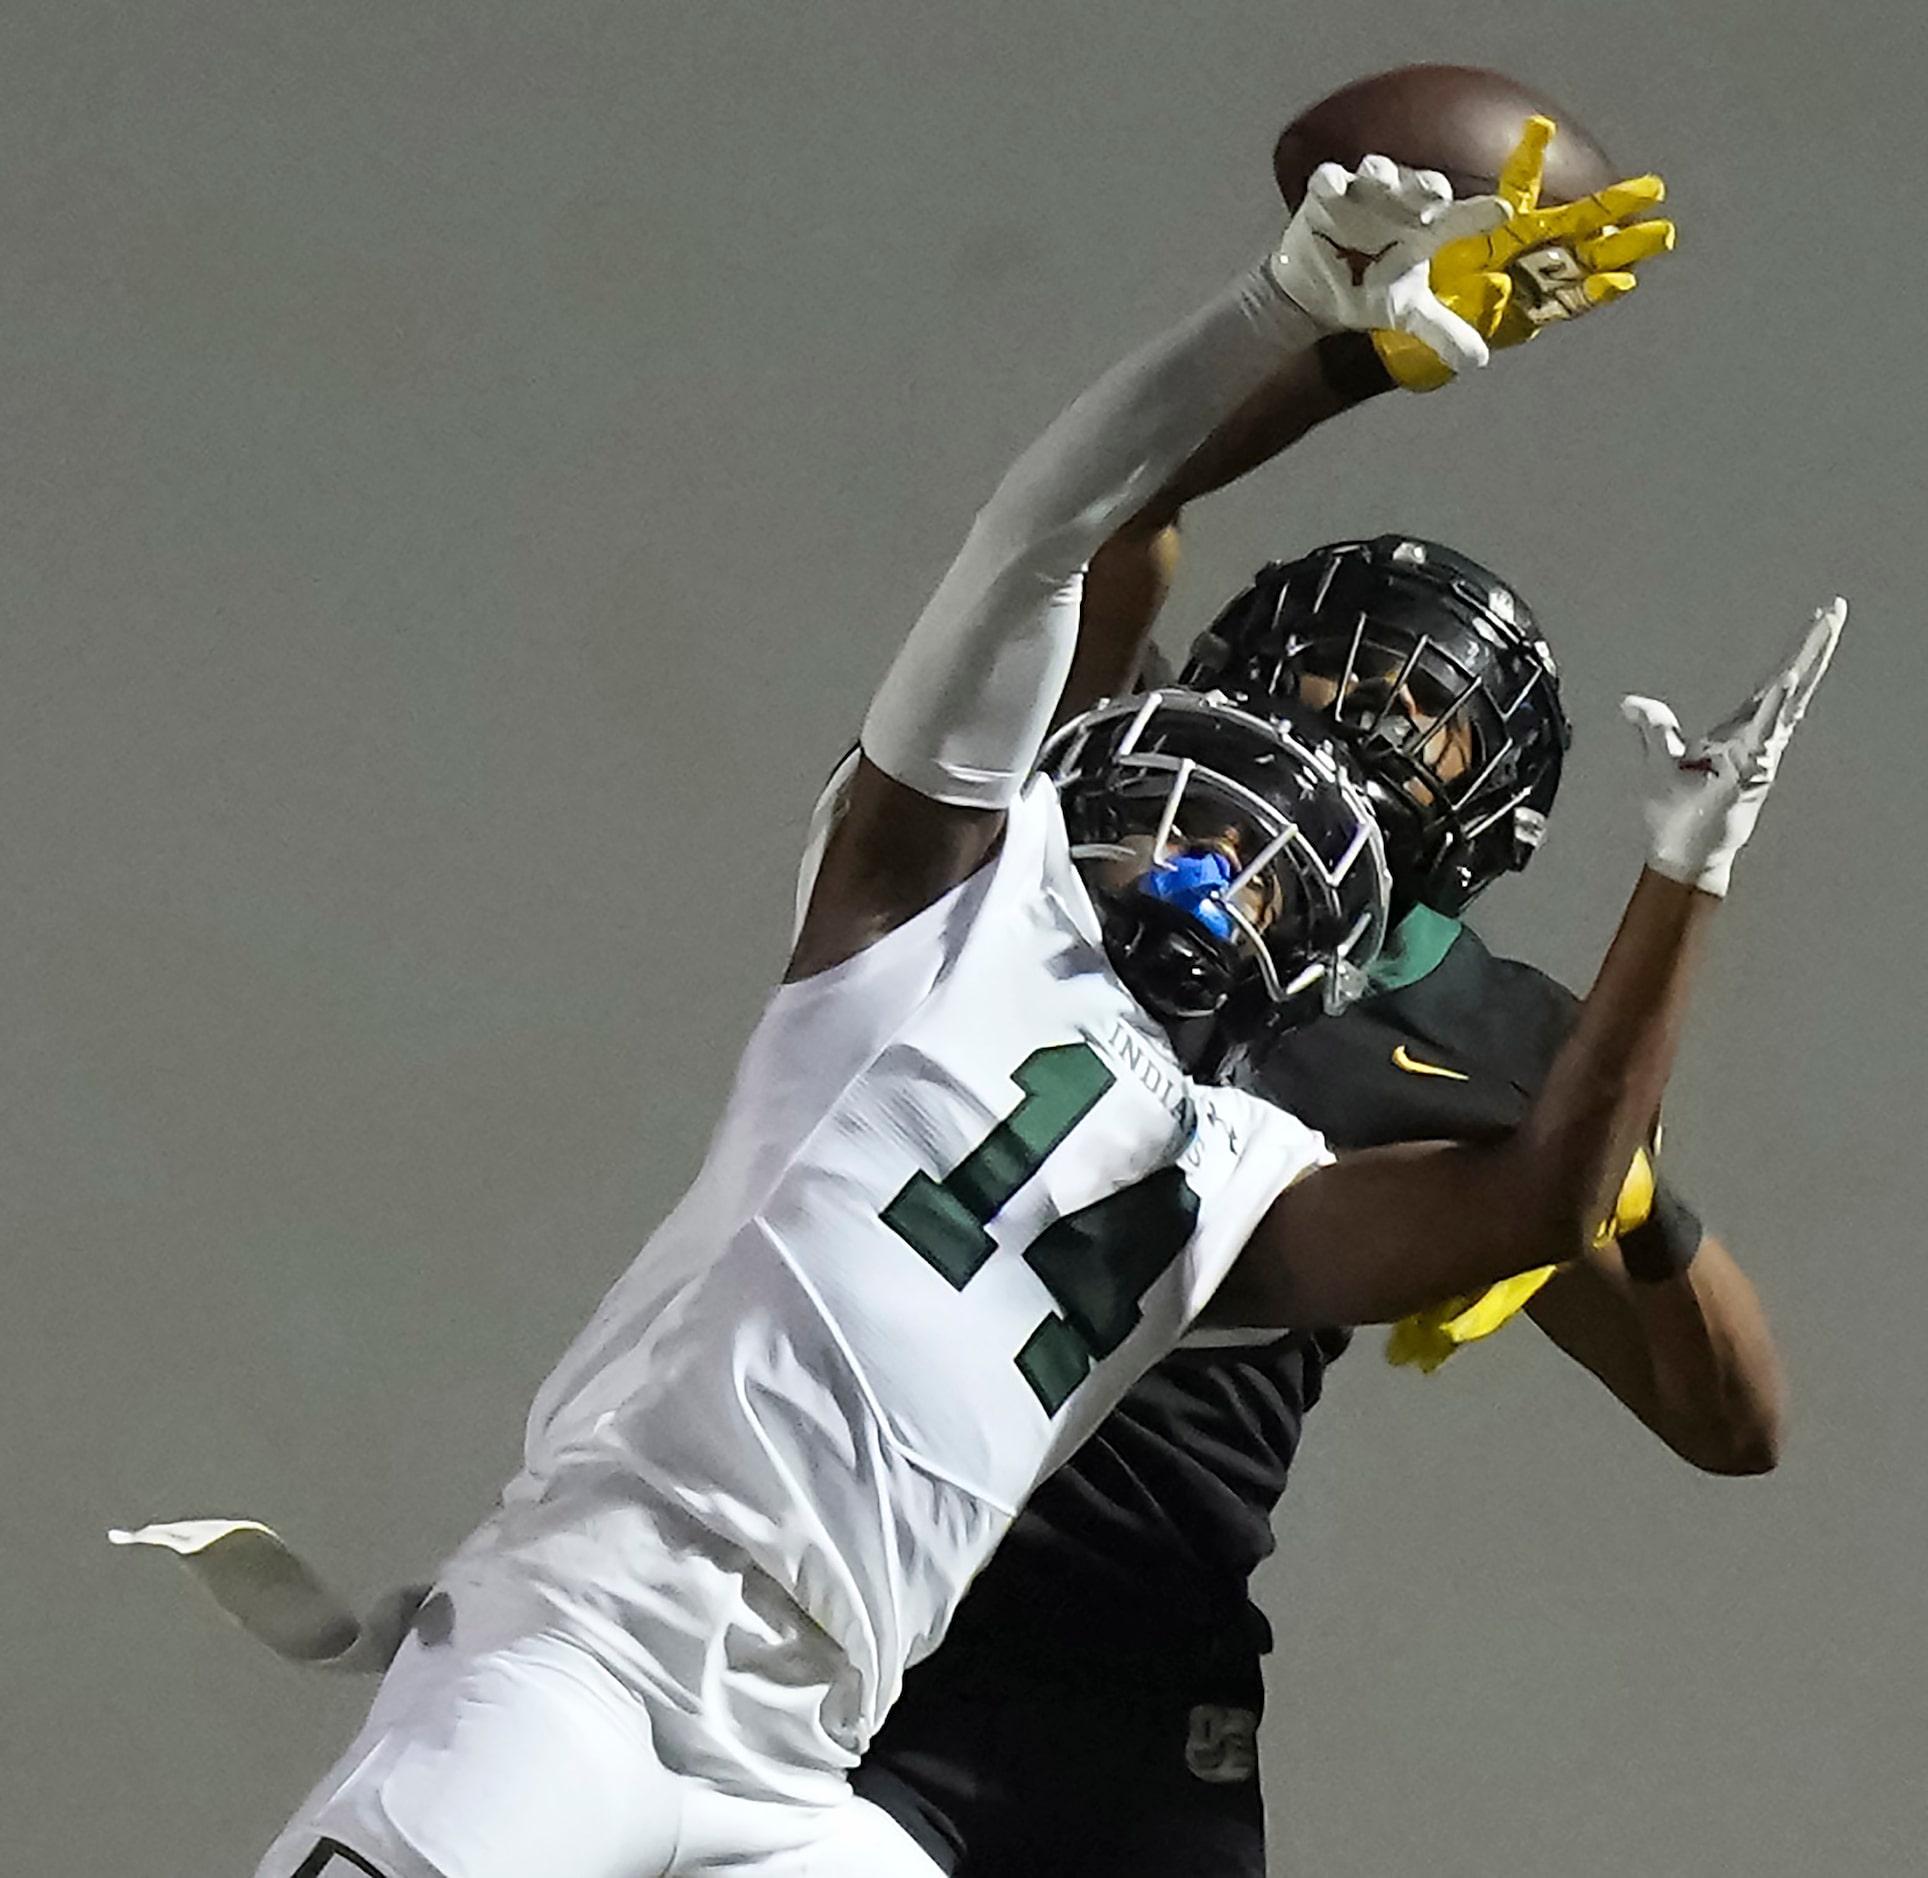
[1268,155,1511,376]
[1621,597,1846,897]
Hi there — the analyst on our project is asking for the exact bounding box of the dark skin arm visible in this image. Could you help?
[1078,497,1784,1474]
[1051,511,1183,726]
[1214,867,1714,1327]
[788,299,1760,1405]
[1036,422,1711,1328]
[1526,1235,1784,1474]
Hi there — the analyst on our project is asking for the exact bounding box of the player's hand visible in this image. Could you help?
[1621,597,1845,897]
[1268,155,1510,376]
[1375,116,1678,392]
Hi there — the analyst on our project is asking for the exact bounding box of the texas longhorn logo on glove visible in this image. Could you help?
[1375,115,1679,391]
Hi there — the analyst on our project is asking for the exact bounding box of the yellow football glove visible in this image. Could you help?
[1385,1147,1658,1374]
[1374,115,1678,391]
[1384,1266,1557,1374]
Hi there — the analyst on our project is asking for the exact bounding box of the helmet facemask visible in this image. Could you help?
[1043,690,1390,1080]
[1183,538,1569,917]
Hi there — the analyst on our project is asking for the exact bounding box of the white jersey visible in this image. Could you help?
[503,776,1327,1772]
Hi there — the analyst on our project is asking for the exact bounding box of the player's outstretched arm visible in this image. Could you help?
[1213,599,1845,1331]
[790,161,1505,981]
[1525,1229,1786,1474]
[1220,868,1713,1327]
[1049,515,1184,718]
[1049,327,1407,725]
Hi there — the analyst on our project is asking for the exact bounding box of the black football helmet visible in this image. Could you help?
[1180,537,1569,916]
[1041,689,1389,1079]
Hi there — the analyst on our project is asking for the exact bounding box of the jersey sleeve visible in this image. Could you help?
[790,747,861,944]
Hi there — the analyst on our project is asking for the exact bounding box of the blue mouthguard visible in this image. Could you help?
[1137,848,1236,939]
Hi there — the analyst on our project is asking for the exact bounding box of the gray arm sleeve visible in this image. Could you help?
[860,266,1321,809]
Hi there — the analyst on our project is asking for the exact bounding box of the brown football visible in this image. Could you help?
[1273,65,1618,209]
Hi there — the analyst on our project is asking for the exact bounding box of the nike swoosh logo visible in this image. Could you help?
[1392,1045,1469,1082]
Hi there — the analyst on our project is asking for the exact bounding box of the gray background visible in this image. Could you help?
[4,2,1922,1872]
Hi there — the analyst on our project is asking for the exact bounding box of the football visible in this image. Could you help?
[1273,65,1618,208]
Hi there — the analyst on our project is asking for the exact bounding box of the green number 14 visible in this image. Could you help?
[880,1042,1199,1414]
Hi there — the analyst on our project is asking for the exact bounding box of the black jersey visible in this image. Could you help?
[885,919,1582,1693]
